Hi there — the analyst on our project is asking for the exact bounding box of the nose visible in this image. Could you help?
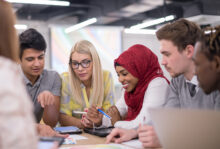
[33,59,40,66]
[118,75,124,83]
[77,64,83,71]
[161,56,167,66]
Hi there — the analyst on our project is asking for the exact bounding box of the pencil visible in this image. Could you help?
[97,109,111,119]
[72,111,87,114]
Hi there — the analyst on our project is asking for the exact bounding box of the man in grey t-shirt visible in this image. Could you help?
[19,28,61,128]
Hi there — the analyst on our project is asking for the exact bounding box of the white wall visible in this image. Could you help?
[122,33,171,80]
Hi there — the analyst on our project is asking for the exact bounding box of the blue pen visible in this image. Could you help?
[97,109,111,119]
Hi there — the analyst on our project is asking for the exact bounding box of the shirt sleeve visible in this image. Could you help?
[51,72,62,96]
[115,90,128,118]
[114,77,169,129]
[102,71,116,111]
[60,73,73,116]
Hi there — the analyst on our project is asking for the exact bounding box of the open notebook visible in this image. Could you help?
[149,108,220,149]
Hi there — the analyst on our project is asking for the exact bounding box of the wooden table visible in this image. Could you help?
[61,132,162,149]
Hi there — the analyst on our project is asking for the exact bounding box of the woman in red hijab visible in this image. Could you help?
[107,44,169,129]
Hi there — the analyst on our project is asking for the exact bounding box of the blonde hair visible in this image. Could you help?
[0,1,19,62]
[68,40,104,107]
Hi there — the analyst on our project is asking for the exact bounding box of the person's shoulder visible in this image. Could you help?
[148,77,169,88]
[103,70,112,78]
[0,57,20,77]
[59,72,70,83]
[60,72,69,77]
[103,70,113,82]
[43,69,59,75]
[0,57,22,90]
[43,69,62,78]
[206,90,220,98]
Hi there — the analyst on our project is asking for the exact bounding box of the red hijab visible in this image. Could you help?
[114,44,168,121]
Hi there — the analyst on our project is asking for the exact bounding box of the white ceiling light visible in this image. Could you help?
[130,15,175,30]
[65,18,97,34]
[6,0,70,6]
[124,29,156,34]
[14,24,28,30]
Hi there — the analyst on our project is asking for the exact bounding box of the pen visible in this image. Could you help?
[72,111,87,114]
[97,109,111,119]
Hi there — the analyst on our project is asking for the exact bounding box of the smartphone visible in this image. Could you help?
[54,126,82,134]
[84,127,114,137]
[39,136,64,146]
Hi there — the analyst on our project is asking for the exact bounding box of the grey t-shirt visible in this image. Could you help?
[23,69,61,122]
[164,75,220,109]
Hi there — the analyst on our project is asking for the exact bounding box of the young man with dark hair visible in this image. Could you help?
[19,28,60,128]
[106,19,220,148]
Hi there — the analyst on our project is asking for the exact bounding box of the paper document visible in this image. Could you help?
[62,143,134,149]
[122,139,143,149]
[63,134,87,145]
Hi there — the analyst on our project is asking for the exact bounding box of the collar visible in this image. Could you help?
[21,68,44,87]
[185,75,198,86]
[185,75,200,92]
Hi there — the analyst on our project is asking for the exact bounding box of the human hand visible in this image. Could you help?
[37,124,68,138]
[37,91,55,108]
[107,106,121,125]
[86,105,103,126]
[81,114,93,128]
[106,128,138,144]
[137,124,161,148]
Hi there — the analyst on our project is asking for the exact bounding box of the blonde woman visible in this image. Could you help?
[59,40,115,128]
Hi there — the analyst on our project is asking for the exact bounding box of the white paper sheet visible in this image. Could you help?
[122,139,143,149]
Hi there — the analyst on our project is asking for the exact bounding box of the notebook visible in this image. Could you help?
[149,108,220,149]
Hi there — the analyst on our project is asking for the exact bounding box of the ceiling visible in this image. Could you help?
[12,0,220,28]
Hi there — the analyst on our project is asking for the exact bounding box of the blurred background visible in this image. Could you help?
[9,0,220,98]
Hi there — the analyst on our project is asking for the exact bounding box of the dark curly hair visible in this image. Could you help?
[196,25,220,60]
[19,28,46,59]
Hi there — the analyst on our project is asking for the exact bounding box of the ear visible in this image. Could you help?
[212,56,220,73]
[185,45,194,58]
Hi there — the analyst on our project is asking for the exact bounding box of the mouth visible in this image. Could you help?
[122,83,129,90]
[165,66,171,72]
[32,68,41,73]
[78,73,87,78]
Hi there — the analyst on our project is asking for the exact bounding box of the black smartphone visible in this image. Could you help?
[54,126,82,134]
[84,127,114,137]
[39,136,65,146]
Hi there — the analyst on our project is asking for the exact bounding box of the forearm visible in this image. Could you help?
[59,113,83,128]
[43,96,60,127]
[43,105,59,127]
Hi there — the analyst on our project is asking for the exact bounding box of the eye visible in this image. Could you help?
[72,61,79,65]
[164,53,170,57]
[122,72,128,76]
[25,57,34,61]
[162,51,170,57]
[82,59,91,64]
[38,55,44,60]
